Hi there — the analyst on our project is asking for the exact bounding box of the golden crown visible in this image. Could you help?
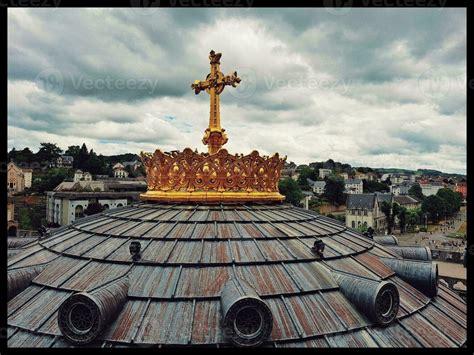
[140,148,286,202]
[139,51,286,202]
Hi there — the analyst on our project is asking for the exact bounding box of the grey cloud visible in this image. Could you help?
[7,8,467,174]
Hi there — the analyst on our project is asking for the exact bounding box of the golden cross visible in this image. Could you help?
[191,50,241,155]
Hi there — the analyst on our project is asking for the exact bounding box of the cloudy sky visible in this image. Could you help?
[8,8,466,174]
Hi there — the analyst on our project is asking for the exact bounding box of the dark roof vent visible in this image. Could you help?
[311,238,325,257]
[386,246,432,261]
[220,278,273,347]
[334,273,399,325]
[58,277,129,345]
[373,235,399,246]
[129,241,141,261]
[380,258,438,297]
[37,225,50,239]
[8,266,45,300]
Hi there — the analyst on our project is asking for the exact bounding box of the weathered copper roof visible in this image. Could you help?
[7,202,467,347]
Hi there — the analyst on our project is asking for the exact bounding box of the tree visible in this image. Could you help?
[75,143,90,169]
[9,147,36,165]
[408,183,424,201]
[406,209,420,232]
[380,201,392,234]
[323,159,335,170]
[397,206,407,233]
[297,166,318,186]
[421,195,446,223]
[323,176,346,206]
[363,180,389,193]
[35,143,63,165]
[279,178,303,206]
[65,145,81,168]
[18,208,32,230]
[84,202,104,216]
[31,168,70,193]
[436,188,461,216]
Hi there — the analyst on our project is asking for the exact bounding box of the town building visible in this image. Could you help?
[354,171,368,180]
[366,172,377,181]
[420,182,444,196]
[56,155,74,168]
[319,168,333,179]
[389,182,412,196]
[455,181,467,199]
[113,163,130,178]
[393,195,421,210]
[300,190,314,210]
[339,172,349,181]
[7,201,18,237]
[307,178,326,195]
[46,180,147,226]
[7,161,32,193]
[281,161,297,180]
[123,159,142,171]
[73,170,93,182]
[345,179,363,194]
[345,193,392,232]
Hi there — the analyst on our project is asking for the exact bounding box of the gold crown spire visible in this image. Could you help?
[139,51,286,203]
[191,50,241,155]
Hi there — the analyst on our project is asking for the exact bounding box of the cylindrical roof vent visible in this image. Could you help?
[8,266,45,300]
[386,246,432,261]
[220,278,273,347]
[58,277,129,345]
[380,258,438,297]
[373,235,399,246]
[334,273,399,325]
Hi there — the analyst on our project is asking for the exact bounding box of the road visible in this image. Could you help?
[396,207,467,253]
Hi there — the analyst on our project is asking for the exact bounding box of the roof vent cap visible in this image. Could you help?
[58,277,129,345]
[129,241,142,261]
[311,238,325,257]
[220,278,273,347]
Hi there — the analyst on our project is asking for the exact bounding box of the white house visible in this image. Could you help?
[390,182,412,196]
[307,178,326,195]
[420,183,444,196]
[345,179,363,194]
[74,170,93,182]
[113,163,129,179]
[46,192,129,226]
[319,168,333,179]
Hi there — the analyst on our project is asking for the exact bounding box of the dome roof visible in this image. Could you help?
[7,202,466,347]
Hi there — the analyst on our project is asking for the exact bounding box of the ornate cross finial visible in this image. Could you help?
[191,50,241,155]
